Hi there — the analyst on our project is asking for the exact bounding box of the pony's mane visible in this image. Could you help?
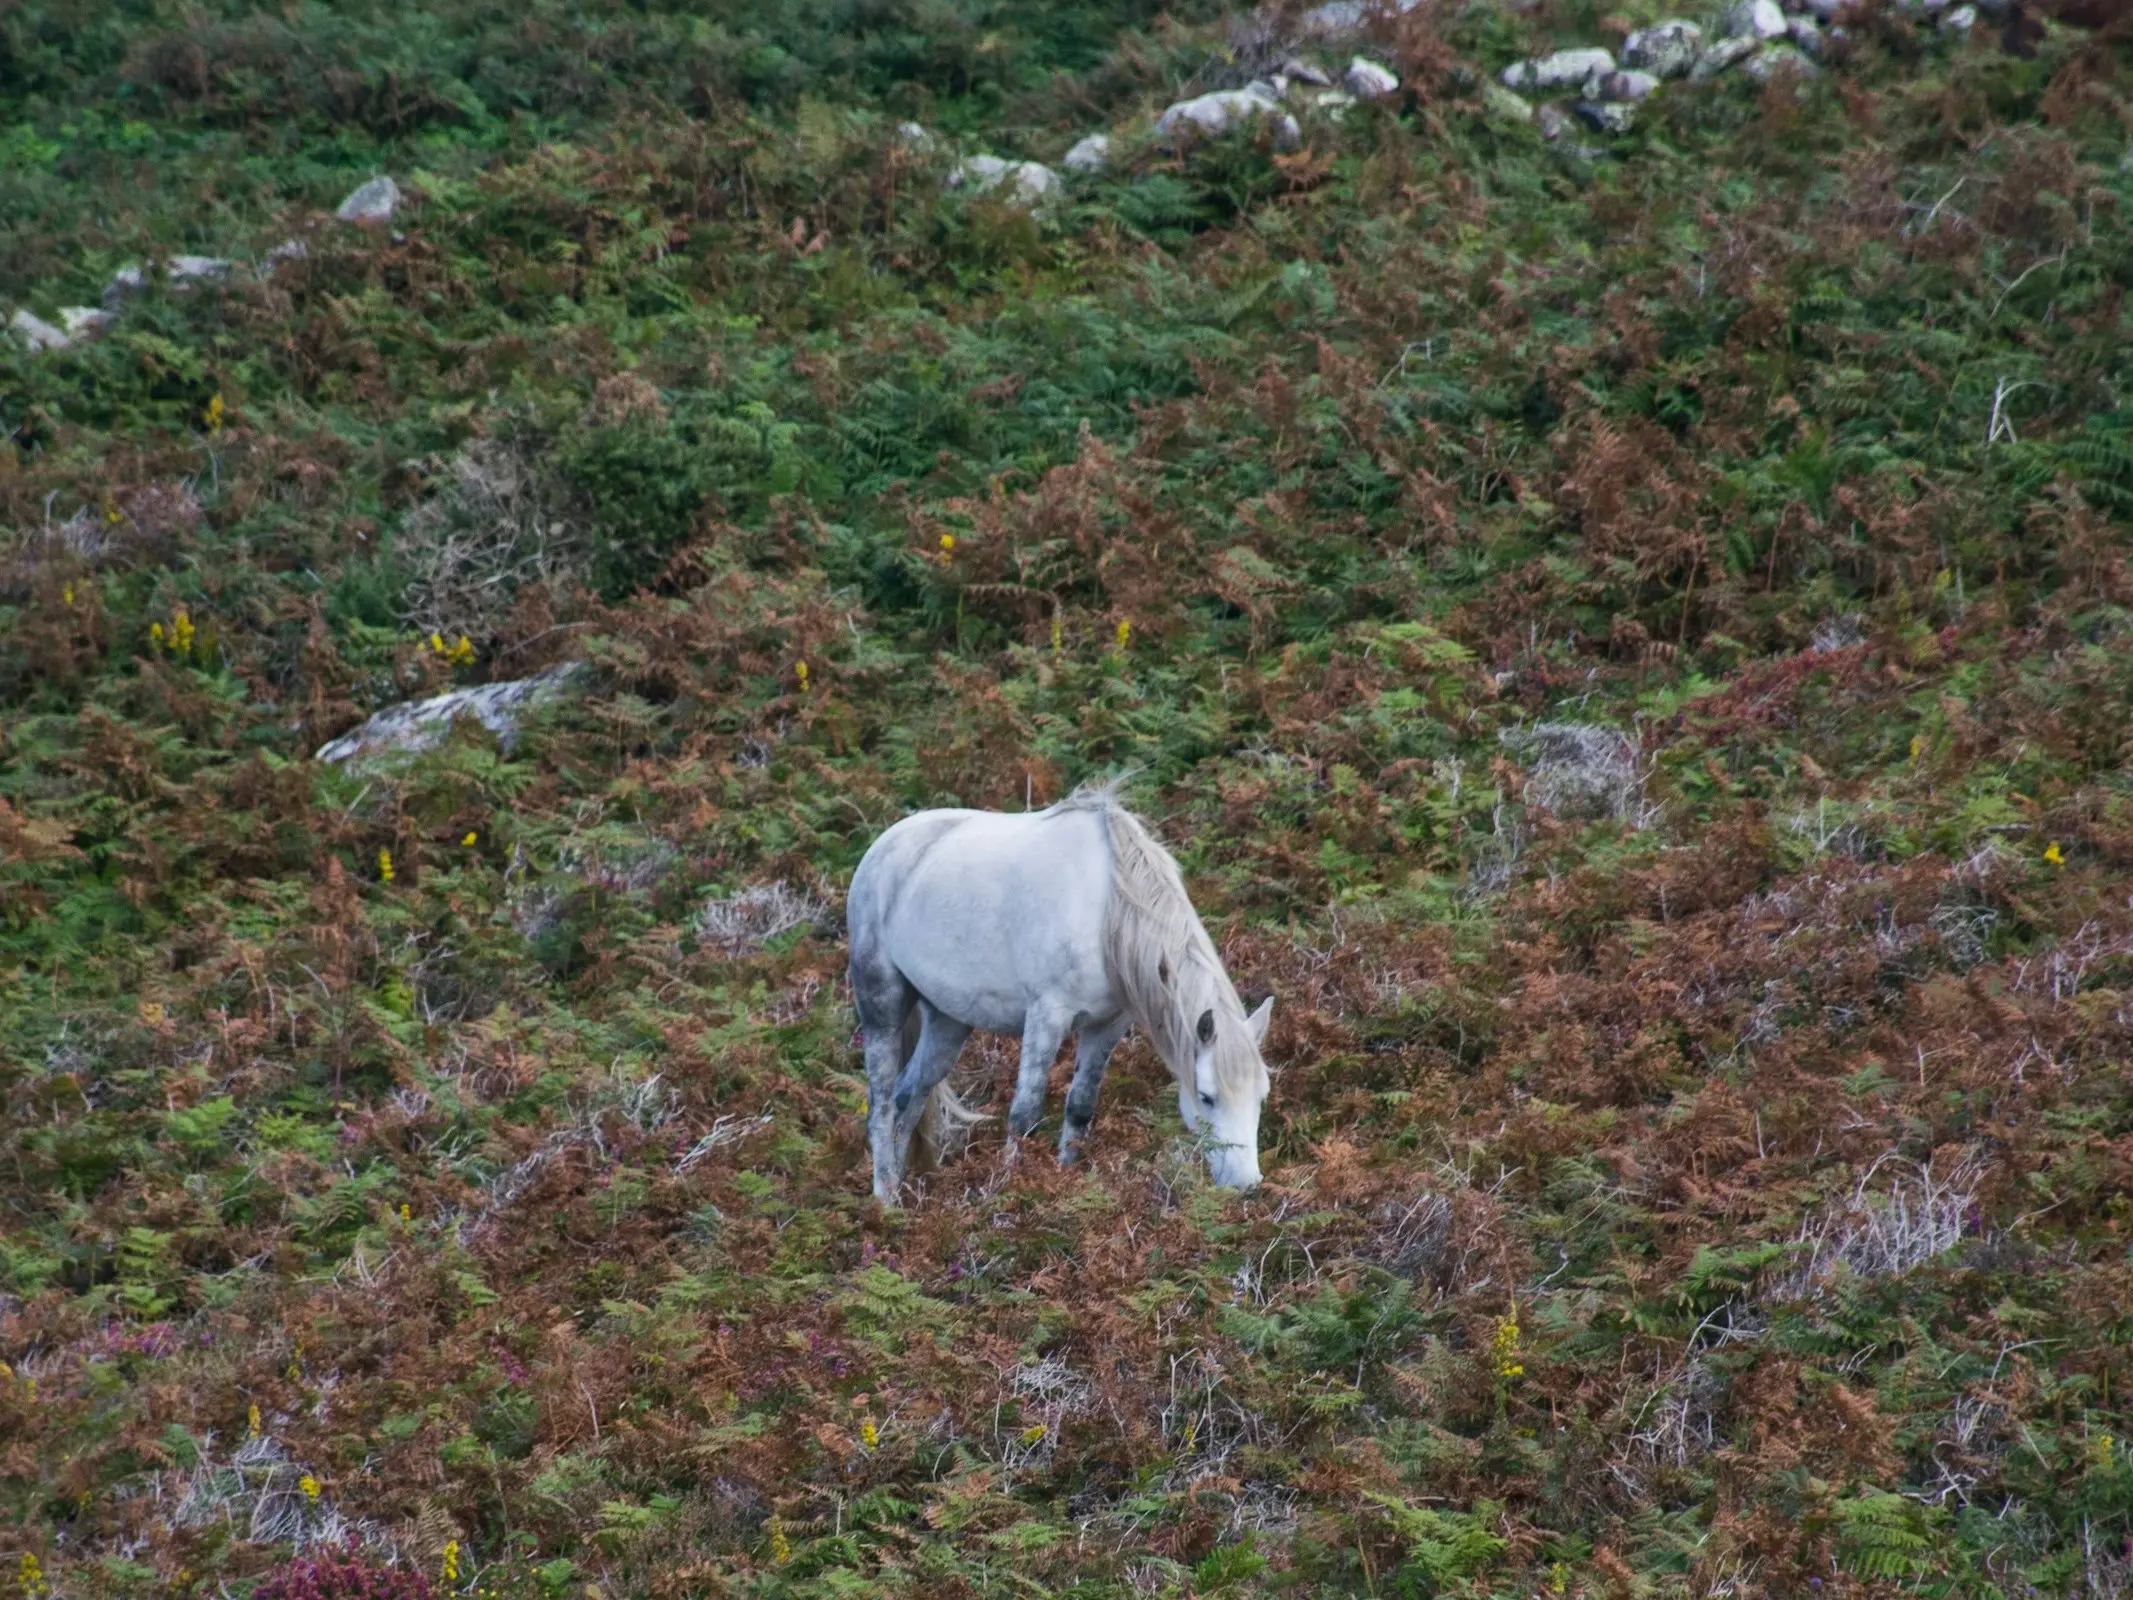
[1054,784,1261,1093]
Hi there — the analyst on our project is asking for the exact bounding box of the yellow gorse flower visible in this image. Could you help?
[62,584,74,606]
[1115,618,1131,652]
[378,848,395,883]
[442,1540,460,1583]
[247,1403,262,1437]
[2090,1433,2115,1468]
[19,1552,50,1600]
[769,1516,792,1564]
[1492,1312,1524,1380]
[939,533,955,553]
[463,832,479,847]
[795,660,809,692]
[1909,735,1922,761]
[204,393,225,432]
[399,1203,412,1222]
[300,1474,321,1503]
[1020,1423,1045,1445]
[2044,841,2065,866]
[860,1419,879,1448]
[1050,612,1064,657]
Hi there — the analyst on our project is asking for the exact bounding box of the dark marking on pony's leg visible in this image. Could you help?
[1058,1014,1130,1164]
[889,1000,971,1156]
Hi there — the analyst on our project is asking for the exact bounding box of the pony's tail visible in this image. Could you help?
[909,1080,989,1176]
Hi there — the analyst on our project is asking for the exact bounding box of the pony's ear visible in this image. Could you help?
[1246,996,1274,1046]
[1196,1008,1215,1046]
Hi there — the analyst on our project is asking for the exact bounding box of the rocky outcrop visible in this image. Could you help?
[1156,81,1302,147]
[1063,134,1112,173]
[1501,48,1617,92]
[1623,20,1705,75]
[335,176,401,224]
[315,665,590,767]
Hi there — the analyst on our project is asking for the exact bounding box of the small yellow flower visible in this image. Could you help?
[62,584,74,606]
[430,632,446,653]
[1021,1423,1046,1445]
[1492,1311,1523,1381]
[19,1551,49,1600]
[2089,1433,2115,1468]
[204,393,226,433]
[247,1403,262,1437]
[1050,612,1064,657]
[103,493,122,526]
[462,832,478,847]
[140,1001,165,1026]
[860,1418,879,1448]
[2044,842,2064,866]
[171,610,195,656]
[795,659,809,692]
[939,533,955,553]
[442,1540,460,1583]
[1115,618,1131,652]
[1909,735,1922,761]
[447,634,475,666]
[150,620,166,646]
[378,848,395,883]
[399,1203,412,1223]
[769,1516,792,1564]
[300,1474,321,1503]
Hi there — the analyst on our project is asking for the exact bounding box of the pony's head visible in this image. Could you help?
[1177,995,1273,1189]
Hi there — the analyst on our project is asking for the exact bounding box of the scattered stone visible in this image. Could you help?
[315,664,591,767]
[1310,88,1359,117]
[10,309,70,353]
[1298,0,1426,37]
[1062,133,1111,173]
[1501,47,1616,92]
[59,306,113,339]
[947,155,1064,208]
[1597,68,1663,100]
[1279,55,1336,87]
[1689,35,1762,76]
[102,264,148,309]
[1786,16,1829,52]
[167,255,234,286]
[1155,83,1302,148]
[1940,4,1977,28]
[335,175,401,224]
[1344,57,1401,96]
[1535,104,1572,140]
[1723,0,1791,36]
[895,121,936,151]
[1741,41,1821,80]
[1623,20,1705,75]
[1482,82,1538,122]
[1576,99,1638,132]
[264,239,310,269]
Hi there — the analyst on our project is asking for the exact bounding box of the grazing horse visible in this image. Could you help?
[846,784,1275,1204]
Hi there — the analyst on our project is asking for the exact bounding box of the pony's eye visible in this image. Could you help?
[1199,1092,1216,1110]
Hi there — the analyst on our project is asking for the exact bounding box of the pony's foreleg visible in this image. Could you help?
[1058,1013,1131,1164]
[889,1002,973,1166]
[1007,1002,1074,1139]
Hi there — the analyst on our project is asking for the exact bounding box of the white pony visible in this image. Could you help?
[846,784,1274,1203]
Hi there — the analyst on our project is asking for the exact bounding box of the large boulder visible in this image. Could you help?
[9,309,70,353]
[315,664,590,767]
[947,155,1064,208]
[1155,82,1302,147]
[1062,134,1111,173]
[335,175,401,224]
[1500,48,1616,93]
[1623,20,1705,75]
[1344,57,1401,97]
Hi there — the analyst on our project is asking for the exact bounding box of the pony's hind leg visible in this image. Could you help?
[853,963,918,1204]
[889,999,973,1169]
[1058,1012,1131,1164]
[1007,1000,1075,1139]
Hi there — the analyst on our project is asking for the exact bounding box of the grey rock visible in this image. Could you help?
[1689,35,1762,76]
[1279,55,1336,87]
[1535,104,1572,140]
[1297,0,1426,37]
[1722,0,1791,37]
[315,664,590,766]
[1481,82,1537,122]
[1344,56,1401,97]
[1597,68,1663,100]
[895,121,936,151]
[1155,84,1302,147]
[168,254,234,285]
[102,264,149,309]
[1501,47,1616,92]
[947,155,1064,207]
[1575,99,1638,133]
[1741,41,1820,80]
[1941,4,1977,28]
[59,306,113,338]
[10,309,71,353]
[1062,133,1111,173]
[1623,20,1705,75]
[265,238,310,269]
[335,175,401,224]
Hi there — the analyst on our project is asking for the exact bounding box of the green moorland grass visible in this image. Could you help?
[3,0,2132,1594]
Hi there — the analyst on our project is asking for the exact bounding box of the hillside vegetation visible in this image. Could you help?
[3,0,2132,1595]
